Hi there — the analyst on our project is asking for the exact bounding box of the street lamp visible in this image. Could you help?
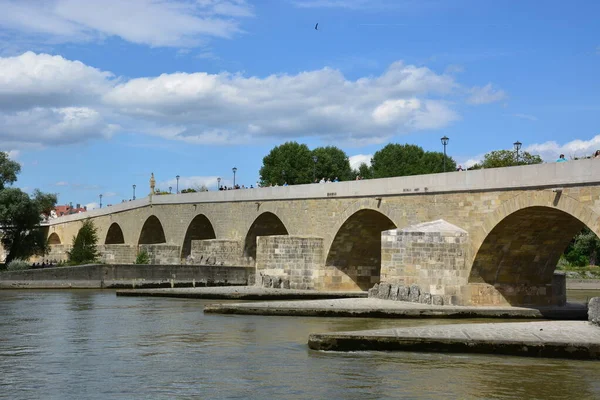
[132,184,136,200]
[514,141,522,165]
[313,156,318,181]
[441,136,449,172]
[232,167,237,187]
[99,194,103,209]
[169,186,172,194]
[217,177,221,190]
[176,175,180,194]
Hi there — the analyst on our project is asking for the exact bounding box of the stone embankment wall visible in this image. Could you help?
[98,244,137,264]
[190,239,250,266]
[139,244,182,265]
[256,236,323,290]
[0,264,252,289]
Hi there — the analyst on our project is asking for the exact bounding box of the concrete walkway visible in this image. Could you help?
[116,286,367,300]
[203,298,588,320]
[308,321,600,360]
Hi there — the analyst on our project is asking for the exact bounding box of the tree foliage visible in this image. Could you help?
[562,227,600,267]
[259,142,353,185]
[311,146,353,182]
[371,144,456,178]
[0,152,56,263]
[0,151,20,191]
[0,185,57,263]
[67,219,99,265]
[469,150,543,170]
[353,162,374,180]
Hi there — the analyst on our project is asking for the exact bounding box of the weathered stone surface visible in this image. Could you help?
[409,284,421,302]
[419,292,432,305]
[368,284,379,298]
[389,285,400,301]
[282,279,290,289]
[432,295,444,306]
[589,297,600,326]
[378,283,391,300]
[398,285,410,301]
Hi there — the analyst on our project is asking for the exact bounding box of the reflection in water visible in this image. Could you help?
[0,290,599,400]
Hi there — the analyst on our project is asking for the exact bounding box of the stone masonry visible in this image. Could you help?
[190,239,250,266]
[381,220,469,305]
[40,160,600,306]
[98,244,137,264]
[256,236,323,290]
[139,244,182,265]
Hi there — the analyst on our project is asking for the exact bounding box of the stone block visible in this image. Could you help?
[377,283,391,300]
[431,295,444,306]
[191,239,246,267]
[398,285,410,301]
[389,284,400,301]
[368,283,379,298]
[409,284,421,302]
[282,279,290,289]
[589,297,600,326]
[419,292,432,305]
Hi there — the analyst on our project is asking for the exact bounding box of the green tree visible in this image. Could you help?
[259,142,313,185]
[311,146,353,182]
[469,150,543,169]
[0,184,57,263]
[0,151,20,190]
[562,227,600,267]
[371,143,456,178]
[67,219,99,265]
[353,162,374,180]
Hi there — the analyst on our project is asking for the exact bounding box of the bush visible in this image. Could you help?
[6,259,30,271]
[67,219,99,265]
[135,249,150,265]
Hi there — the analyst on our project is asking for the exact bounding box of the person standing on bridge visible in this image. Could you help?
[556,154,567,163]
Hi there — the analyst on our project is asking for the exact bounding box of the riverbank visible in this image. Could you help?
[0,264,252,289]
[117,286,367,300]
[307,320,600,360]
[567,279,600,290]
[203,297,588,320]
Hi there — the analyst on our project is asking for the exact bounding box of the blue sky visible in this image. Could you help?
[0,0,598,209]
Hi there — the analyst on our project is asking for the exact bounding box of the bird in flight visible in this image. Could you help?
[315,23,318,30]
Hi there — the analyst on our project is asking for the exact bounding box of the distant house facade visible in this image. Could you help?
[50,204,87,219]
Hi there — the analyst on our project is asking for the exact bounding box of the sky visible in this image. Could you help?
[0,0,598,209]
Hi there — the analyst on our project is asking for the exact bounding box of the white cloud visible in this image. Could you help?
[85,202,99,210]
[525,135,600,161]
[55,181,68,186]
[348,154,372,169]
[6,149,19,159]
[467,83,507,105]
[0,0,253,48]
[103,191,117,198]
[511,113,537,121]
[0,52,499,148]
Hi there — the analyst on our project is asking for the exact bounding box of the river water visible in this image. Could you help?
[1,290,600,400]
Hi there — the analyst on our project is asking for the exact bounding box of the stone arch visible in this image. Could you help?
[138,215,166,245]
[47,232,61,245]
[469,193,600,305]
[181,214,216,258]
[243,212,288,262]
[105,223,125,244]
[325,209,397,291]
[325,199,397,256]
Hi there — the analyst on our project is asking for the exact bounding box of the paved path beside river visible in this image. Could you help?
[308,321,600,360]
[116,286,367,300]
[203,298,588,320]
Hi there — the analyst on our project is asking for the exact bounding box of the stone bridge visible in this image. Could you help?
[39,159,600,306]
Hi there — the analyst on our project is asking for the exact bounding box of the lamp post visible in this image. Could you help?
[169,186,172,194]
[176,175,180,194]
[313,156,318,181]
[132,184,136,200]
[441,136,449,172]
[232,167,237,187]
[217,177,221,190]
[99,194,103,209]
[514,141,522,165]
